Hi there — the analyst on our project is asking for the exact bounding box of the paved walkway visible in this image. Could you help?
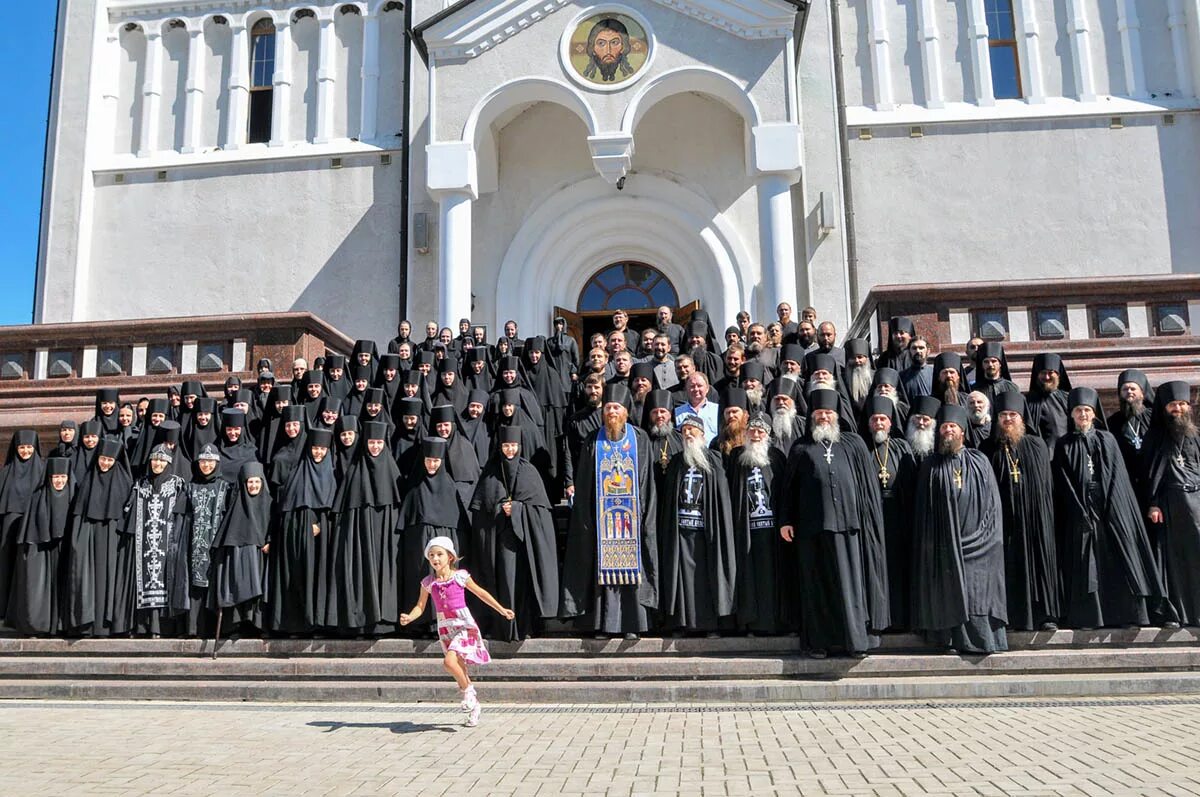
[3,697,1200,795]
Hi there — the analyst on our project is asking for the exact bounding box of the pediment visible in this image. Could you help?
[416,0,804,61]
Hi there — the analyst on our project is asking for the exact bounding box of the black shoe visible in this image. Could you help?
[623,633,638,641]
[809,649,827,659]
[1040,622,1059,631]
[1164,621,1182,629]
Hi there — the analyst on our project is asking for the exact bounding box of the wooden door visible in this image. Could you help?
[676,300,701,328]
[553,307,584,355]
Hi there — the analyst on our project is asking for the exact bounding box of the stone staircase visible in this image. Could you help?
[2,629,1200,703]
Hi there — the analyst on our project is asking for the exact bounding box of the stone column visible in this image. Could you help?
[224,21,249,150]
[865,0,895,111]
[138,30,164,157]
[427,141,479,327]
[1015,0,1046,103]
[965,0,994,106]
[360,9,380,142]
[181,27,205,154]
[270,19,292,147]
[1168,0,1195,98]
[752,124,803,318]
[314,15,337,144]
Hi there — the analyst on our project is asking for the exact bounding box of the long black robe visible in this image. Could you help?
[64,459,133,637]
[561,425,659,634]
[182,473,231,636]
[646,428,684,500]
[563,406,602,491]
[522,358,567,496]
[268,451,336,634]
[0,440,44,621]
[469,454,560,640]
[460,413,491,468]
[1144,430,1200,625]
[781,433,890,653]
[728,445,786,633]
[1053,429,1167,628]
[398,463,469,624]
[865,434,917,631]
[208,476,271,629]
[8,466,73,634]
[984,434,1061,630]
[324,448,403,635]
[113,472,189,635]
[1026,387,1071,450]
[441,430,482,510]
[911,448,1008,653]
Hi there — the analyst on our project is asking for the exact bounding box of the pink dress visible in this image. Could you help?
[422,570,491,665]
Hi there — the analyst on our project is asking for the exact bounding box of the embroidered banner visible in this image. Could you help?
[594,424,641,586]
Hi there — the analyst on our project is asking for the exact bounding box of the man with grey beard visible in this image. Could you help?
[980,392,1060,631]
[1025,353,1073,449]
[844,338,874,417]
[740,361,767,413]
[906,396,942,462]
[911,404,1008,653]
[933,352,970,408]
[777,344,805,385]
[780,391,889,657]
[1052,387,1172,630]
[657,414,736,636]
[966,391,992,448]
[766,378,806,456]
[1144,381,1200,625]
[728,414,787,634]
[861,396,917,631]
[642,390,683,499]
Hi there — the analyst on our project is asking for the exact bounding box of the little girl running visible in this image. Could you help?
[400,536,514,726]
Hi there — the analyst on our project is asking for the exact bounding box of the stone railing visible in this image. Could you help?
[0,312,353,450]
[847,275,1200,397]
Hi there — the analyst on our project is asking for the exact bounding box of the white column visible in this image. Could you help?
[101,31,122,148]
[1015,0,1046,103]
[437,192,473,325]
[81,346,98,379]
[314,16,337,144]
[131,345,148,377]
[360,9,381,142]
[865,0,895,111]
[965,0,994,106]
[915,0,945,109]
[224,21,250,149]
[1116,0,1148,99]
[1168,0,1196,98]
[1066,0,1097,102]
[757,174,799,314]
[181,341,199,374]
[138,31,164,156]
[270,19,292,147]
[181,27,205,154]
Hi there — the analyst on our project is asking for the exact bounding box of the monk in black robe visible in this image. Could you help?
[182,445,231,637]
[563,374,604,497]
[781,391,890,656]
[933,353,971,409]
[561,385,659,639]
[861,396,917,631]
[209,462,271,632]
[0,430,45,622]
[971,342,1019,404]
[8,457,72,635]
[1052,388,1170,629]
[981,392,1061,631]
[766,378,805,456]
[658,414,736,634]
[1025,353,1073,449]
[469,426,560,641]
[911,405,1008,653]
[643,390,683,500]
[728,414,785,634]
[906,395,941,464]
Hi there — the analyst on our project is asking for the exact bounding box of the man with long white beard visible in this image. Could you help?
[932,352,970,408]
[843,338,874,417]
[980,392,1060,631]
[861,396,917,630]
[728,414,787,634]
[777,344,805,384]
[966,391,992,447]
[780,391,889,657]
[1052,388,1172,630]
[911,405,1008,653]
[1025,353,1073,449]
[1144,382,1200,625]
[740,361,767,412]
[906,396,942,463]
[714,387,750,463]
[657,414,736,636]
[971,342,1019,404]
[642,390,683,498]
[766,378,806,455]
[805,353,855,426]
[561,384,659,640]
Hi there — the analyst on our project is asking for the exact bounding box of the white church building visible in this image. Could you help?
[35,0,1200,343]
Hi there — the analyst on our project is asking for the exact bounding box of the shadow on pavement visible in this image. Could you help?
[308,720,459,735]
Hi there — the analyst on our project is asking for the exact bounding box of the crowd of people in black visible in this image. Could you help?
[0,302,1196,658]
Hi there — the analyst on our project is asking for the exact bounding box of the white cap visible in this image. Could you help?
[423,536,458,560]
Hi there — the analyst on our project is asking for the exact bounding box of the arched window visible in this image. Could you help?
[578,263,678,312]
[248,18,276,143]
[985,0,1021,99]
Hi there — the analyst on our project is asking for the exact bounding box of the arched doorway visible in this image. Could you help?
[554,262,698,354]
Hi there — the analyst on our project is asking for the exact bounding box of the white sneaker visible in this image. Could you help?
[465,700,481,727]
[461,686,477,712]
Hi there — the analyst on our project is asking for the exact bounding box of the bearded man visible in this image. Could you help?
[728,414,787,634]
[562,373,604,500]
[1025,353,1073,449]
[933,352,970,408]
[966,391,992,448]
[714,387,750,463]
[642,390,683,499]
[971,342,1019,404]
[766,378,806,456]
[861,396,917,630]
[906,396,942,463]
[843,338,874,416]
[1107,369,1155,504]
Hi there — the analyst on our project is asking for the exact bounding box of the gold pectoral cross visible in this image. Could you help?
[879,468,890,487]
[953,468,964,490]
[1010,463,1021,484]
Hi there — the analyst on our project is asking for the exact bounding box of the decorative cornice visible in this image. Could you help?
[107,1,374,25]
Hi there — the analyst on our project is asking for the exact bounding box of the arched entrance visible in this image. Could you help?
[554,262,698,353]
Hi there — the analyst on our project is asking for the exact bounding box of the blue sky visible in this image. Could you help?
[0,5,56,326]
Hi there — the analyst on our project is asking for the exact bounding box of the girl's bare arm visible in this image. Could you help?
[399,587,430,625]
[465,577,515,620]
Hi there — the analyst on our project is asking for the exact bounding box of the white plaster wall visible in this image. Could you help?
[162,25,189,153]
[937,0,970,104]
[84,160,404,342]
[1140,6,1181,96]
[116,27,145,156]
[334,10,364,140]
[292,14,320,143]
[1038,0,1072,99]
[840,0,870,108]
[202,20,232,150]
[885,0,921,106]
[376,6,406,142]
[1087,0,1124,97]
[847,114,1200,297]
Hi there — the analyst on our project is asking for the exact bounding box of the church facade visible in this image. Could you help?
[36,0,1200,343]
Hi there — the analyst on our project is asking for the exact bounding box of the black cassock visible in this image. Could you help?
[646,428,684,501]
[561,426,659,634]
[398,463,469,620]
[0,441,44,622]
[657,450,737,632]
[1144,431,1200,625]
[728,446,786,633]
[1025,388,1070,450]
[113,473,190,635]
[469,454,560,641]
[912,449,1008,653]
[268,452,336,634]
[1053,429,1167,628]
[8,465,73,635]
[865,435,917,631]
[523,359,567,498]
[208,473,270,629]
[781,434,890,653]
[64,460,133,636]
[983,435,1061,630]
[563,407,602,491]
[182,474,231,636]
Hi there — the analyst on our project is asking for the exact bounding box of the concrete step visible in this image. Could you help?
[4,671,1200,703]
[2,627,1196,658]
[0,648,1197,682]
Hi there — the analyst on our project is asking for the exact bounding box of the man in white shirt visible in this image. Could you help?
[674,372,720,444]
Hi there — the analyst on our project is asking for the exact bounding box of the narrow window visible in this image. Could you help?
[986,0,1022,99]
[248,18,276,143]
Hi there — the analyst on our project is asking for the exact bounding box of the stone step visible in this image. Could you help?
[3,671,1200,703]
[2,627,1195,658]
[0,647,1196,682]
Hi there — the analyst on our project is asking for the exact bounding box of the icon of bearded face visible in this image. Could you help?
[584,18,635,82]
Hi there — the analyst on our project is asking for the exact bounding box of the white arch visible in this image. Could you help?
[461,76,599,145]
[620,65,762,136]
[492,173,754,335]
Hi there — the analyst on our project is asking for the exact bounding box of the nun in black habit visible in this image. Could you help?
[469,425,560,641]
[334,415,359,481]
[323,355,351,402]
[50,420,78,459]
[268,429,337,635]
[392,397,426,479]
[128,398,170,476]
[8,457,72,635]
[463,347,494,394]
[216,409,259,483]
[429,404,482,509]
[460,390,492,468]
[209,461,271,631]
[910,405,1008,653]
[522,337,568,496]
[72,421,102,488]
[0,430,45,622]
[182,397,219,462]
[1053,387,1167,629]
[256,385,294,464]
[182,444,231,637]
[267,406,307,494]
[490,389,553,477]
[431,356,469,414]
[93,387,122,440]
